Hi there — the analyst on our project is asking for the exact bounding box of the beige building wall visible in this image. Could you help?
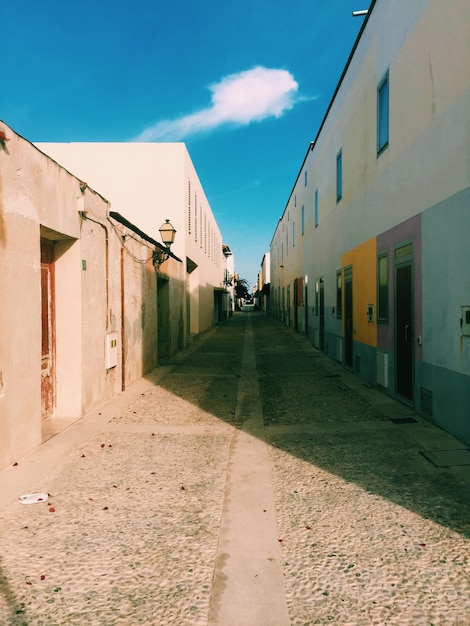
[0,124,179,470]
[0,124,121,469]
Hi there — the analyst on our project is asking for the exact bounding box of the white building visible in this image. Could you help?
[269,0,470,445]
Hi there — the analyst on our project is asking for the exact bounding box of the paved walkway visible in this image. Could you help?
[1,312,469,626]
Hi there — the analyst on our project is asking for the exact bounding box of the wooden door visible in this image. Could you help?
[41,240,55,420]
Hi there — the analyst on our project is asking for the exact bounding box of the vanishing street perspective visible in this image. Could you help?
[1,0,470,624]
[0,312,469,625]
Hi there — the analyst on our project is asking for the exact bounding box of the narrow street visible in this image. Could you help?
[1,312,469,626]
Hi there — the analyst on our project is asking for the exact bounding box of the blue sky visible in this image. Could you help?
[2,1,368,286]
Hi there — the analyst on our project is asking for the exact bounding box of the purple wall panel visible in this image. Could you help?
[376,213,422,361]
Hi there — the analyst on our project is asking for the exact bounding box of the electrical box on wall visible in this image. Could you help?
[105,332,118,369]
[367,304,374,322]
[461,306,470,336]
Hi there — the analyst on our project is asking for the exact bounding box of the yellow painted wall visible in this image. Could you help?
[342,237,377,347]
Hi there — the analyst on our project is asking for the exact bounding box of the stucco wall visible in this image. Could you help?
[421,189,470,376]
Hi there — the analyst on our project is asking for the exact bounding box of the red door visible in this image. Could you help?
[41,240,55,420]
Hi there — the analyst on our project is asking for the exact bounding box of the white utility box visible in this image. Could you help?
[105,332,118,369]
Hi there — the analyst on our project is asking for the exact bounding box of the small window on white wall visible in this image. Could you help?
[336,150,342,202]
[314,189,319,227]
[377,72,389,155]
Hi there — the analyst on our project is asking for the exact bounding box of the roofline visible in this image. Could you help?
[109,211,182,262]
[271,0,376,246]
[0,120,111,205]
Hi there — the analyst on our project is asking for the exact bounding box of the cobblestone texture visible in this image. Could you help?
[0,432,230,625]
[0,313,469,625]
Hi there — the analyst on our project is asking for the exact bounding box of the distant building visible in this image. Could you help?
[269,0,470,444]
[222,244,235,316]
[258,253,270,312]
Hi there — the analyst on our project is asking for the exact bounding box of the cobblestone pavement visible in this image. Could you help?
[0,312,469,625]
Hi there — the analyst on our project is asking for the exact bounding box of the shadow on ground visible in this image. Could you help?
[140,311,470,539]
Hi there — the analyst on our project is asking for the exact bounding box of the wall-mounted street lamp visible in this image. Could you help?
[153,219,177,266]
[352,9,368,17]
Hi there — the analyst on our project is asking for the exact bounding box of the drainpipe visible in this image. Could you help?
[120,246,126,392]
[80,213,110,331]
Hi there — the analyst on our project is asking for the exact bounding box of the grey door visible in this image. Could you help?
[344,267,353,368]
[395,261,413,402]
[319,278,325,351]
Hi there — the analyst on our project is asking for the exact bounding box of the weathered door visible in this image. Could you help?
[40,240,55,420]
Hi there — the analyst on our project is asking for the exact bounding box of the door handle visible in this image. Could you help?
[405,324,412,345]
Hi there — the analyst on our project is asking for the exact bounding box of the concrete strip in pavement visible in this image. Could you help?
[209,317,290,626]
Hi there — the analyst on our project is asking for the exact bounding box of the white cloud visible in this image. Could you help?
[133,66,300,141]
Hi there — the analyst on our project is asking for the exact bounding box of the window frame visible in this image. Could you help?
[336,150,342,202]
[377,72,390,155]
[336,270,342,319]
[314,189,319,228]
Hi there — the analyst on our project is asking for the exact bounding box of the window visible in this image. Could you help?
[188,180,191,234]
[377,73,389,154]
[377,253,388,321]
[292,222,296,247]
[301,205,305,235]
[336,150,342,202]
[314,189,319,227]
[336,270,342,319]
[199,205,203,248]
[204,214,207,253]
[304,171,308,186]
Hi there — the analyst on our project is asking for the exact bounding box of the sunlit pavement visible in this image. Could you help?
[1,312,469,625]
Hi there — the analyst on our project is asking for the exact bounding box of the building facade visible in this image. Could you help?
[37,142,227,346]
[270,0,470,444]
[0,123,185,470]
[258,252,271,312]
